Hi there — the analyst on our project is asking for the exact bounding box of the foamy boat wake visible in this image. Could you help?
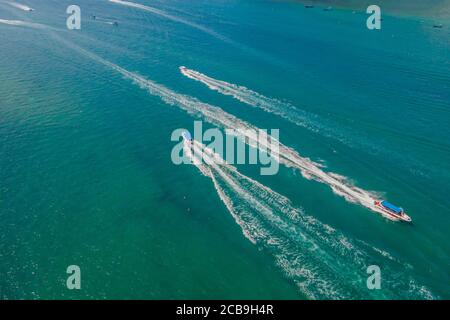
[108,0,230,43]
[183,138,434,299]
[179,66,322,129]
[108,0,284,66]
[179,66,380,150]
[0,18,43,28]
[180,67,450,183]
[7,2,33,12]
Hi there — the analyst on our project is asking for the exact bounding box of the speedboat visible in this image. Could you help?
[182,131,193,143]
[374,200,412,222]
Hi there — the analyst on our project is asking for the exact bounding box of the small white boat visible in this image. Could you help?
[182,131,193,143]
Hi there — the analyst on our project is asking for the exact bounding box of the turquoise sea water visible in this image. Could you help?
[0,0,449,299]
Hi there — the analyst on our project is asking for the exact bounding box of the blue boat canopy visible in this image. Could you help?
[182,131,192,140]
[381,201,402,214]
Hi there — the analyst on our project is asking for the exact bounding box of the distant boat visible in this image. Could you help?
[433,24,443,29]
[304,5,314,9]
[182,131,193,143]
[9,3,33,11]
[324,6,332,11]
[374,200,412,222]
[113,21,119,26]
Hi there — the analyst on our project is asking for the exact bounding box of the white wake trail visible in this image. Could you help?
[108,0,231,43]
[0,18,43,28]
[179,66,342,134]
[179,67,449,182]
[185,140,355,298]
[108,0,285,66]
[184,139,434,299]
[179,66,418,162]
[6,2,33,12]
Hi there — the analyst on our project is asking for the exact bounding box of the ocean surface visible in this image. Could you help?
[0,0,449,299]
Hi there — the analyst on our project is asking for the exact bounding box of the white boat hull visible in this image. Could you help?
[373,201,412,222]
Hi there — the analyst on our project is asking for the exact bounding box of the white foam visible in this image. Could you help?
[108,0,286,66]
[0,18,42,28]
[179,66,352,141]
[7,2,33,12]
[179,66,436,181]
[109,0,230,43]
[183,139,434,299]
[186,140,350,298]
